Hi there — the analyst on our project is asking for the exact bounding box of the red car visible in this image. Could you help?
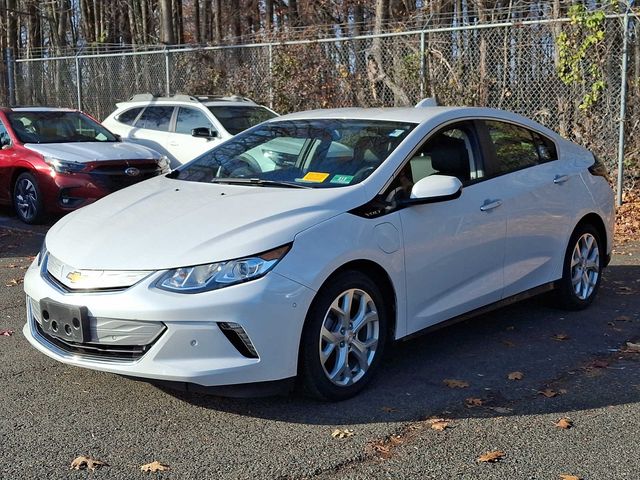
[0,107,170,223]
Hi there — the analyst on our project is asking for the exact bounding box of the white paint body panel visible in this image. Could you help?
[23,106,615,387]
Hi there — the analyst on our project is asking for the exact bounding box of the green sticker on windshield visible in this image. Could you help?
[330,174,354,185]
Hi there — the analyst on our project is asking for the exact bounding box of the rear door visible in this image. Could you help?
[394,121,507,334]
[480,120,580,297]
[128,106,175,163]
[165,107,222,164]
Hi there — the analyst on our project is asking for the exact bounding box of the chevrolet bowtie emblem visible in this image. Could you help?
[66,271,83,283]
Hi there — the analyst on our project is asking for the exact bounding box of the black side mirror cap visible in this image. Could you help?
[192,127,218,139]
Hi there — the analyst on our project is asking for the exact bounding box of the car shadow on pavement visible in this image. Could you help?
[164,262,640,426]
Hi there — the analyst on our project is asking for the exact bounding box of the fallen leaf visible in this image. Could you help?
[70,456,108,471]
[465,397,484,407]
[140,461,169,472]
[4,278,22,287]
[507,371,524,381]
[381,406,398,413]
[331,428,355,439]
[552,333,570,341]
[615,315,632,321]
[477,450,505,463]
[443,378,469,388]
[0,329,14,337]
[586,359,609,369]
[371,442,391,458]
[429,420,449,431]
[501,340,516,347]
[559,475,582,480]
[555,418,573,429]
[624,342,640,353]
[539,388,558,398]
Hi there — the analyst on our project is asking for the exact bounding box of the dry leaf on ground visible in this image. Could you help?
[539,388,559,398]
[371,442,391,459]
[140,461,169,472]
[490,406,513,414]
[443,378,469,388]
[429,420,449,431]
[552,333,570,341]
[586,359,609,369]
[331,428,355,439]
[4,278,22,287]
[555,418,573,429]
[70,456,108,471]
[507,371,524,380]
[477,450,505,463]
[381,406,398,413]
[559,475,582,480]
[465,397,484,407]
[615,315,632,321]
[0,329,14,337]
[624,342,640,353]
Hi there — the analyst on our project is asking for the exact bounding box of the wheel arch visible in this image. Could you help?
[316,259,398,341]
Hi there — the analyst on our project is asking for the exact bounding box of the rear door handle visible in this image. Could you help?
[168,141,179,146]
[553,174,569,184]
[480,199,502,212]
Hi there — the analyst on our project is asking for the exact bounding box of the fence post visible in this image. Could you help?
[4,47,16,106]
[268,44,274,109]
[419,31,425,99]
[75,55,82,110]
[616,9,630,207]
[164,49,171,96]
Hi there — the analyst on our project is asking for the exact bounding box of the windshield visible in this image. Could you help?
[175,119,416,188]
[207,105,277,135]
[7,111,118,144]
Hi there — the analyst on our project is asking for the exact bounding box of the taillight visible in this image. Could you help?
[588,155,610,182]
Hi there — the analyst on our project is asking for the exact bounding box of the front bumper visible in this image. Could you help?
[23,260,316,386]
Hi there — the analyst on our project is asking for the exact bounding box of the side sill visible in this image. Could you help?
[401,281,557,342]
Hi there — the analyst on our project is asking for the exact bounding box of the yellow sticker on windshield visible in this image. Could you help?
[302,172,330,183]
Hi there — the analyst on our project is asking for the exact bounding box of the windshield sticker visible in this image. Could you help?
[301,172,330,183]
[330,174,354,185]
[388,129,405,137]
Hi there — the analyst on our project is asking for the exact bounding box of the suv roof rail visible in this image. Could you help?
[415,97,438,107]
[127,93,256,104]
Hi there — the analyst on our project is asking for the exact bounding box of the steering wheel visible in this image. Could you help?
[352,166,375,183]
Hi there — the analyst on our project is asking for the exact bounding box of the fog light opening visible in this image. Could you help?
[218,322,258,359]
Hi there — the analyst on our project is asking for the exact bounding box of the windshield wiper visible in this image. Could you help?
[210,178,310,189]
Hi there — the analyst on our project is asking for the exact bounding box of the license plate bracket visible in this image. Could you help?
[39,298,89,343]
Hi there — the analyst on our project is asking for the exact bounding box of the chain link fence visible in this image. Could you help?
[7,15,638,192]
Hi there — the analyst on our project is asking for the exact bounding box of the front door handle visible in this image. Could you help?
[480,199,503,212]
[553,174,569,184]
[168,141,179,147]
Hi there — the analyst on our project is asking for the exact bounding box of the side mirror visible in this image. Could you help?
[192,127,218,139]
[404,175,462,205]
[113,134,122,142]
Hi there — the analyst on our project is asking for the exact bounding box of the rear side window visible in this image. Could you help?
[486,120,540,174]
[116,107,143,126]
[136,106,174,131]
[0,120,10,147]
[532,132,558,162]
[175,108,213,134]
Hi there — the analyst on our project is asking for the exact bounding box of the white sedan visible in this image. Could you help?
[23,105,614,401]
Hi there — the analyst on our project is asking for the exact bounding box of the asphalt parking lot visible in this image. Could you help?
[1,211,639,479]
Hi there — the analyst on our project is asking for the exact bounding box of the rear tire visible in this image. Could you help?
[299,270,388,401]
[553,223,604,310]
[13,172,45,224]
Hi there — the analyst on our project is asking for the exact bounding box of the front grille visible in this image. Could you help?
[88,162,161,192]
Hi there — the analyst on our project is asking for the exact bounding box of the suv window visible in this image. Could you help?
[207,106,276,135]
[486,120,541,174]
[175,107,213,135]
[0,120,10,147]
[135,106,174,131]
[116,107,143,126]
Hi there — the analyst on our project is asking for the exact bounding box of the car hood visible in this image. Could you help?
[45,176,363,270]
[24,141,160,162]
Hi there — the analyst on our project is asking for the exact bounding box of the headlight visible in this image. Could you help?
[44,157,86,174]
[157,155,171,173]
[37,242,47,267]
[156,244,291,293]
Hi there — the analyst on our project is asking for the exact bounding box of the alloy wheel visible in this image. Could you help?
[15,177,38,221]
[570,232,600,300]
[319,288,380,387]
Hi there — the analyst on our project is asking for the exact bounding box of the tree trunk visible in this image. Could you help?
[160,0,175,44]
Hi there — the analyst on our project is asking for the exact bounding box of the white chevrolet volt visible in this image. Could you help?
[23,105,614,401]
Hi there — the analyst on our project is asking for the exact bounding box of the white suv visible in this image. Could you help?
[103,94,278,166]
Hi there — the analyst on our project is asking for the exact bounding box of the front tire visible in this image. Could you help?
[13,172,44,224]
[554,224,603,310]
[299,270,388,401]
